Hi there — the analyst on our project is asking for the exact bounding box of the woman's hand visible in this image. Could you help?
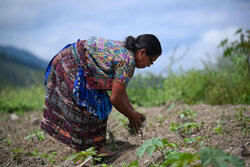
[128,111,145,133]
[110,81,146,134]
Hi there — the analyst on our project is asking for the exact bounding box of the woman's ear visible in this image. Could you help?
[141,48,147,56]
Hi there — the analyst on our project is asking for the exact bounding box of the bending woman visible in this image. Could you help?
[40,34,162,156]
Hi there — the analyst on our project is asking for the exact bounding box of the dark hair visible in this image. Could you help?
[124,34,162,57]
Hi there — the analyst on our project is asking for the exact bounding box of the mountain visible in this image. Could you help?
[0,46,49,88]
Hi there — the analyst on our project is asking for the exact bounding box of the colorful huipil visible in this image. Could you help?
[40,37,135,151]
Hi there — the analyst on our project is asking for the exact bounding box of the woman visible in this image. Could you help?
[40,34,162,156]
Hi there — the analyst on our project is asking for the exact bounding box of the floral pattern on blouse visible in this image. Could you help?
[83,36,135,87]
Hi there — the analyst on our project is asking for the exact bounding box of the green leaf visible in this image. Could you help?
[228,156,245,167]
[147,145,157,156]
[123,160,139,167]
[199,147,245,167]
[219,39,228,48]
[162,151,199,167]
[234,28,242,35]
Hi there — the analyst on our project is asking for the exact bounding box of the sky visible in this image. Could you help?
[0,0,249,75]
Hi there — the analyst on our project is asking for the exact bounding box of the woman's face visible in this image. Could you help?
[135,49,158,69]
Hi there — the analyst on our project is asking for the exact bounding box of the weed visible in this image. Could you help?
[199,147,245,167]
[162,151,200,167]
[213,124,223,134]
[3,139,12,145]
[11,148,25,160]
[136,138,178,158]
[170,121,204,136]
[122,160,139,167]
[29,149,57,164]
[183,136,205,146]
[178,108,197,119]
[66,147,106,164]
[27,129,45,141]
[156,116,168,124]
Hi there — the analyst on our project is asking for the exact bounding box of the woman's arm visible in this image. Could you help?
[110,80,144,132]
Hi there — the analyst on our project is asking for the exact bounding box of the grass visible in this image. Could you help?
[0,85,45,114]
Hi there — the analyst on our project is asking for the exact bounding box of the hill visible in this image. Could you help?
[0,46,48,88]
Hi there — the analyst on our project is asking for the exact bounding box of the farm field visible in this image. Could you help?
[0,103,249,166]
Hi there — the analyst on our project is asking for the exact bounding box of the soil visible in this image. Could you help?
[0,103,249,167]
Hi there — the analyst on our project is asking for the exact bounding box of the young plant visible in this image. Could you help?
[156,116,168,124]
[136,137,178,158]
[27,129,45,141]
[66,147,106,164]
[183,136,205,147]
[11,148,25,160]
[235,109,249,128]
[161,151,200,167]
[178,108,197,119]
[170,122,180,132]
[29,149,57,164]
[3,138,12,145]
[122,160,139,167]
[171,121,204,136]
[213,124,223,134]
[199,147,245,167]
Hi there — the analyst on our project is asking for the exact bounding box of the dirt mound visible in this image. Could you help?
[0,103,249,166]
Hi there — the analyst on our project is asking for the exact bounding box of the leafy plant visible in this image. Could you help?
[3,139,12,145]
[170,122,204,135]
[66,147,106,164]
[199,147,245,167]
[136,138,177,158]
[234,108,249,136]
[161,151,200,167]
[178,109,197,119]
[156,116,168,124]
[11,148,25,160]
[213,124,223,134]
[29,149,57,164]
[183,137,205,146]
[235,110,249,128]
[170,122,180,132]
[122,160,139,167]
[27,129,45,141]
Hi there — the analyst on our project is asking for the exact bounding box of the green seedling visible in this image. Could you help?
[11,148,26,160]
[234,110,250,136]
[3,139,12,145]
[161,151,200,167]
[235,110,250,128]
[113,112,128,127]
[167,104,175,111]
[213,124,223,134]
[27,129,45,141]
[66,147,106,164]
[29,149,57,164]
[199,147,245,167]
[122,160,139,167]
[170,121,204,135]
[178,108,197,119]
[170,122,180,132]
[156,116,168,124]
[183,136,205,146]
[136,137,178,158]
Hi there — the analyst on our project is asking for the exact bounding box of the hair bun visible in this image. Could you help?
[124,36,137,53]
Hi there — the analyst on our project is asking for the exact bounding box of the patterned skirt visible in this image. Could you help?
[40,41,108,151]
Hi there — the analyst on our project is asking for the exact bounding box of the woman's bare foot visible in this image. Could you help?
[97,146,115,156]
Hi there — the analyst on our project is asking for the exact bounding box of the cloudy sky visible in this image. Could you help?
[0,0,249,75]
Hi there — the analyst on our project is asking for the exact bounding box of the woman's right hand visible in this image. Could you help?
[110,81,146,133]
[128,111,145,133]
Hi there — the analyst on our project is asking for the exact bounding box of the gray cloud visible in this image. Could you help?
[0,0,249,74]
